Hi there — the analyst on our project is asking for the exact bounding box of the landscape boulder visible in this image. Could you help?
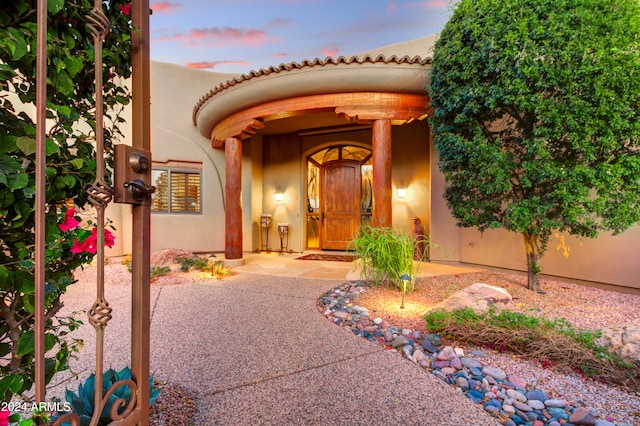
[597,321,640,365]
[150,248,193,266]
[428,283,514,314]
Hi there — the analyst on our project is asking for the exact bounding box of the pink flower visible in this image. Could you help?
[70,236,94,254]
[70,228,115,254]
[104,229,116,248]
[119,3,132,15]
[58,209,80,232]
[0,408,9,426]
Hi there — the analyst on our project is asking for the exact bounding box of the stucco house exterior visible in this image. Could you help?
[109,34,640,291]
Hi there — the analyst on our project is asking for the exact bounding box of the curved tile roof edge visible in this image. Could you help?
[192,54,432,126]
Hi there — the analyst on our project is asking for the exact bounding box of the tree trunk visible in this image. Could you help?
[523,233,541,292]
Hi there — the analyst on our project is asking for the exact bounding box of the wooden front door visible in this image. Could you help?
[320,161,361,250]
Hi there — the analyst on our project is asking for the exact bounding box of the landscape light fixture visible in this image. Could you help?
[400,273,411,309]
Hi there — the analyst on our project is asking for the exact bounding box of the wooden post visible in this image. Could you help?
[131,0,151,423]
[225,137,243,259]
[372,119,392,227]
[34,0,47,403]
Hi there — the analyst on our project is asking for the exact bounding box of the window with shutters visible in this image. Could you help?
[151,162,202,213]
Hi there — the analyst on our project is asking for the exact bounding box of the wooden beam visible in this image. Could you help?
[210,92,430,147]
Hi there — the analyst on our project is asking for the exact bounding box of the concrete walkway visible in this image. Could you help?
[58,254,497,425]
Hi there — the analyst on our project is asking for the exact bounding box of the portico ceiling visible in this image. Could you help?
[192,54,433,147]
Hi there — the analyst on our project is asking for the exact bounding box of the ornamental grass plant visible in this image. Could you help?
[424,307,640,391]
[348,225,430,290]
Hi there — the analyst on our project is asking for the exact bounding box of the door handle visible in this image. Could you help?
[321,211,324,224]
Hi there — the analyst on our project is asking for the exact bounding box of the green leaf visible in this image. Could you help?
[0,265,9,290]
[47,0,65,14]
[22,186,36,198]
[62,32,76,50]
[7,169,29,190]
[15,0,30,15]
[8,200,30,229]
[0,374,24,398]
[53,69,74,97]
[46,138,61,155]
[17,330,35,356]
[0,135,17,153]
[62,174,76,187]
[70,158,84,169]
[0,190,14,208]
[7,27,28,61]
[16,136,36,155]
[57,105,72,118]
[64,55,83,77]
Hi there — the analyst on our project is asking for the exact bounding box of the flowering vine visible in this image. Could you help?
[58,208,116,254]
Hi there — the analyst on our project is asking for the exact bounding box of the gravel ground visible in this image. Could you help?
[69,264,640,424]
[358,270,640,424]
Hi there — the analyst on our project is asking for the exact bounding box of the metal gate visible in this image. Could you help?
[33,1,153,424]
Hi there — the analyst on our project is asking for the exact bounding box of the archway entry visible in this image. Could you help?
[306,145,372,250]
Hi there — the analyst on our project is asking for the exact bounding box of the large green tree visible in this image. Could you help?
[0,0,135,412]
[429,0,640,291]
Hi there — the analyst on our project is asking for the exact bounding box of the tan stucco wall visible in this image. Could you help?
[429,150,640,289]
[429,143,462,262]
[260,133,304,252]
[146,62,234,254]
[391,122,431,238]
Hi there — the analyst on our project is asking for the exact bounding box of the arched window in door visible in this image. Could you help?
[306,145,372,249]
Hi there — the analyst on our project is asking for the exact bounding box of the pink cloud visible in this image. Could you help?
[157,27,268,47]
[321,48,338,57]
[405,0,448,10]
[274,53,288,58]
[386,2,399,12]
[264,18,291,30]
[185,60,249,70]
[151,1,180,13]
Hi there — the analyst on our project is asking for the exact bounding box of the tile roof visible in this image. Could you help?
[192,54,431,126]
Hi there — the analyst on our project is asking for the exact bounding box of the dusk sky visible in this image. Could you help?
[148,0,455,74]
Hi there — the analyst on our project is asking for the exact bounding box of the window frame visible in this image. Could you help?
[151,164,202,214]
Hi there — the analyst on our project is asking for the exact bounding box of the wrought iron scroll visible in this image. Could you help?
[36,1,149,424]
[87,2,117,425]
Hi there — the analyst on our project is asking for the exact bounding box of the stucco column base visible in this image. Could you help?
[223,257,245,268]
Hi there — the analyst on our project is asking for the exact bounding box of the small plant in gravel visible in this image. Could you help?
[176,255,209,272]
[61,367,161,426]
[210,260,233,279]
[348,225,431,289]
[150,266,172,281]
[123,260,171,281]
[424,307,640,390]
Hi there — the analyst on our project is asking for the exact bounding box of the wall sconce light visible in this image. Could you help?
[397,188,407,200]
[274,190,284,203]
